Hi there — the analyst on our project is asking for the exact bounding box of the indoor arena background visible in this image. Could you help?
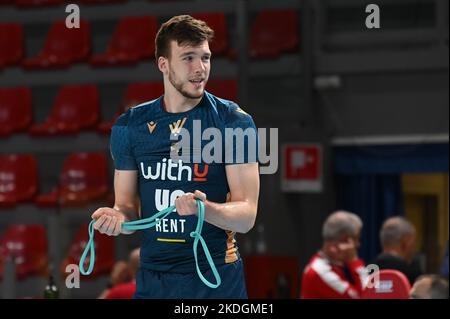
[0,0,448,299]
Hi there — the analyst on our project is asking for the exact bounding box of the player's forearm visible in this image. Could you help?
[203,199,257,234]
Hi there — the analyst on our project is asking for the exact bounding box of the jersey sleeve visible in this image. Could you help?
[110,111,137,170]
[224,103,259,165]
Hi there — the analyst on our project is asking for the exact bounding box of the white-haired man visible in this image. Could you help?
[301,211,367,299]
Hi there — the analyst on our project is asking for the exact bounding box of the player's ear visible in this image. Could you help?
[158,56,168,75]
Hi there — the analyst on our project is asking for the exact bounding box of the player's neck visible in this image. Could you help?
[163,90,202,113]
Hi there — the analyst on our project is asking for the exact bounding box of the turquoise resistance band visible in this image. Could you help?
[79,199,222,289]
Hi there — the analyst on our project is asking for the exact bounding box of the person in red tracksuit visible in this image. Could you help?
[301,211,367,299]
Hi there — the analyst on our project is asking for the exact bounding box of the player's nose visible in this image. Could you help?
[193,58,206,74]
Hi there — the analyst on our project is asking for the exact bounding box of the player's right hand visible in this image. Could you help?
[91,207,126,236]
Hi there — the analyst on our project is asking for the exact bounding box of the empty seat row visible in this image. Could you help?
[0,80,237,137]
[0,11,299,69]
[0,152,110,208]
[0,223,114,281]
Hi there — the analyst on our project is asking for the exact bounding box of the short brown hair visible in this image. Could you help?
[155,15,214,60]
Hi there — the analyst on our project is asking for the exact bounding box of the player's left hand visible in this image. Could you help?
[175,190,207,216]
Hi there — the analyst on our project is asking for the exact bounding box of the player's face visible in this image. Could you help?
[167,40,211,99]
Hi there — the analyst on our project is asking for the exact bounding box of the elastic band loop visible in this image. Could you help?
[79,199,222,288]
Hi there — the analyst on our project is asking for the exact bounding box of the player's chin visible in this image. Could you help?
[184,89,204,99]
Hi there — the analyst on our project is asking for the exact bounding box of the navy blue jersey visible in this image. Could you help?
[110,91,258,273]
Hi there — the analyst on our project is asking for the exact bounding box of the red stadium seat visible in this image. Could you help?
[61,223,114,279]
[122,81,164,109]
[0,87,33,137]
[361,269,412,299]
[250,10,299,59]
[22,20,91,69]
[0,23,24,69]
[192,12,229,57]
[35,152,109,207]
[0,154,38,208]
[90,16,157,67]
[97,82,163,135]
[206,79,238,102]
[15,0,62,7]
[29,84,100,136]
[0,224,48,281]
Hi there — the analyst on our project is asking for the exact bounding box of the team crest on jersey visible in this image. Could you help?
[147,121,157,133]
[169,117,187,135]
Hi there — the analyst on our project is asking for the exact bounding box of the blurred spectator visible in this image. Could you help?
[300,211,367,299]
[440,241,448,278]
[98,248,140,299]
[410,274,449,299]
[373,217,422,285]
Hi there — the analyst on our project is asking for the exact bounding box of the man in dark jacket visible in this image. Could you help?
[373,216,422,285]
